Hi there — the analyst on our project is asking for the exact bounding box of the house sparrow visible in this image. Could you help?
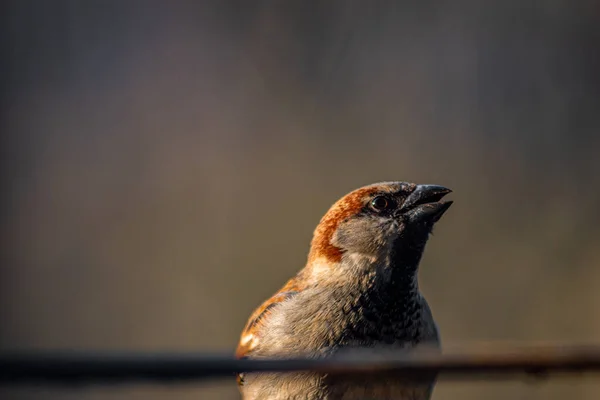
[236,182,452,400]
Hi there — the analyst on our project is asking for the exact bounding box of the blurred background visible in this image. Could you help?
[1,1,600,399]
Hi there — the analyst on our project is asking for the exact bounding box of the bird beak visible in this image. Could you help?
[401,184,453,223]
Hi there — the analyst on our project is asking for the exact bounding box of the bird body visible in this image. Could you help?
[237,182,452,400]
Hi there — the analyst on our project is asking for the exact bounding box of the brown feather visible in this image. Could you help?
[308,186,381,263]
[235,275,305,385]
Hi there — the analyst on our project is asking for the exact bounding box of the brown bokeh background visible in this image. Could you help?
[1,1,600,399]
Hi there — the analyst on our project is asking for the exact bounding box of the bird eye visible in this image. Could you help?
[370,196,391,212]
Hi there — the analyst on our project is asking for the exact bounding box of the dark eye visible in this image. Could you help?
[370,196,392,212]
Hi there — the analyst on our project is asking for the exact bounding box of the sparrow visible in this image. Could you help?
[236,182,452,400]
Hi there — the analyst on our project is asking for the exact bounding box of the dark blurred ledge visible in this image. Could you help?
[1,343,600,386]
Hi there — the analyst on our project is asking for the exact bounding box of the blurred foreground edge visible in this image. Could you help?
[1,343,600,385]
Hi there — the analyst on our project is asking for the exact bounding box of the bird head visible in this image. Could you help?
[308,182,452,275]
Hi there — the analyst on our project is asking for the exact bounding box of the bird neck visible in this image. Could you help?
[306,249,423,301]
[339,252,422,300]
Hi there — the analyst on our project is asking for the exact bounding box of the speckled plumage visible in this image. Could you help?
[237,182,452,400]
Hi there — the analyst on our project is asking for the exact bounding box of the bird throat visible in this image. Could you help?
[343,265,422,346]
[363,237,426,316]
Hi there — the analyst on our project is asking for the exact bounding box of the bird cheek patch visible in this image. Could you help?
[332,217,388,256]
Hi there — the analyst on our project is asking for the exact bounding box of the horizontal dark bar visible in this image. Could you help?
[1,344,600,385]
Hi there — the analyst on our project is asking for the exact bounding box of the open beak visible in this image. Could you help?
[401,184,453,223]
